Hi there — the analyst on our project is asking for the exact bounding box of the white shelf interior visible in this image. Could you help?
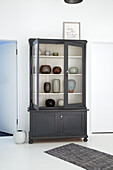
[32,43,83,107]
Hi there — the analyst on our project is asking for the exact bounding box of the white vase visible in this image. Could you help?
[52,79,60,93]
[13,130,26,144]
[57,99,64,106]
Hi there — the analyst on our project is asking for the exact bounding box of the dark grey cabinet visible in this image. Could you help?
[28,38,88,143]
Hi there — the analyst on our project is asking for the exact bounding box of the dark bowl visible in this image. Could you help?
[45,99,55,107]
[53,66,62,74]
[40,65,51,74]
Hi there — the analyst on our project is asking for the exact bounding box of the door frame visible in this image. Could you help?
[0,40,18,133]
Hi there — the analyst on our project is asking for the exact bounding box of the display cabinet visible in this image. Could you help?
[28,38,88,143]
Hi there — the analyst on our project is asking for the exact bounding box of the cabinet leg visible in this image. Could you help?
[83,136,88,142]
[29,139,33,144]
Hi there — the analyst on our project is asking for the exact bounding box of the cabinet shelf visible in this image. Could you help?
[33,55,82,59]
[39,93,64,95]
[38,93,82,95]
[39,74,64,76]
[38,74,82,76]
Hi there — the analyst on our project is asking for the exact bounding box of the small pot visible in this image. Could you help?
[68,79,76,93]
[53,52,59,56]
[40,65,51,74]
[57,99,64,106]
[69,67,78,74]
[44,82,51,93]
[45,99,55,107]
[13,130,26,144]
[53,66,62,74]
[44,50,51,56]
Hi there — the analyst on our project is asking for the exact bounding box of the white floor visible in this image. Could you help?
[0,134,113,170]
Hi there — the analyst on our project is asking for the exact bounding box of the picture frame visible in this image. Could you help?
[63,22,80,40]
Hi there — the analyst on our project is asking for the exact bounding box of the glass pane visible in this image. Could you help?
[68,45,82,104]
[38,43,64,108]
[32,43,37,105]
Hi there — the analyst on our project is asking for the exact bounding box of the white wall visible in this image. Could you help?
[0,0,113,133]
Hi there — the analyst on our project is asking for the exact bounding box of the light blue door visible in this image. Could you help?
[0,41,18,134]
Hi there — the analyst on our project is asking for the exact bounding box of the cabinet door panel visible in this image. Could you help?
[61,112,86,136]
[30,39,39,110]
[30,112,57,137]
[64,42,86,108]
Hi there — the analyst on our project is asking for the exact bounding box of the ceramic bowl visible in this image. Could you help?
[45,99,55,107]
[69,67,78,74]
[53,66,62,74]
[40,65,51,74]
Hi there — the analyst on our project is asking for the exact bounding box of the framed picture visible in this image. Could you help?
[63,22,80,40]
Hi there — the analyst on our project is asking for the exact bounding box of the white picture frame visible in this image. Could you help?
[63,22,80,40]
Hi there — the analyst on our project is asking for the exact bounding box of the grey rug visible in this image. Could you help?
[45,143,113,170]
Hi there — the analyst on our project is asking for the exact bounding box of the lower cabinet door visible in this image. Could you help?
[60,112,86,136]
[30,111,57,137]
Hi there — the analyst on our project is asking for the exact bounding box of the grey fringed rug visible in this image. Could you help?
[45,143,113,170]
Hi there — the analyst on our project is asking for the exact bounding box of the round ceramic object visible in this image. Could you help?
[44,50,51,56]
[40,65,51,74]
[44,82,51,93]
[69,67,78,74]
[13,130,26,144]
[53,52,59,56]
[45,99,55,107]
[52,79,60,93]
[57,99,64,106]
[53,66,62,74]
[68,79,76,93]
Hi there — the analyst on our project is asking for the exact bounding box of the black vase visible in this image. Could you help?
[45,99,55,107]
[44,82,51,93]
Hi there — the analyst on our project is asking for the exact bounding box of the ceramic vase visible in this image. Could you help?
[53,52,59,56]
[45,99,55,107]
[69,67,78,74]
[53,66,62,74]
[13,130,26,144]
[68,79,76,93]
[44,50,51,56]
[57,99,64,106]
[44,82,51,93]
[52,79,60,93]
[40,65,51,74]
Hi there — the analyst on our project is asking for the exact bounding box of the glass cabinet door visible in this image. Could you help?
[38,42,64,108]
[31,40,39,110]
[64,42,85,108]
